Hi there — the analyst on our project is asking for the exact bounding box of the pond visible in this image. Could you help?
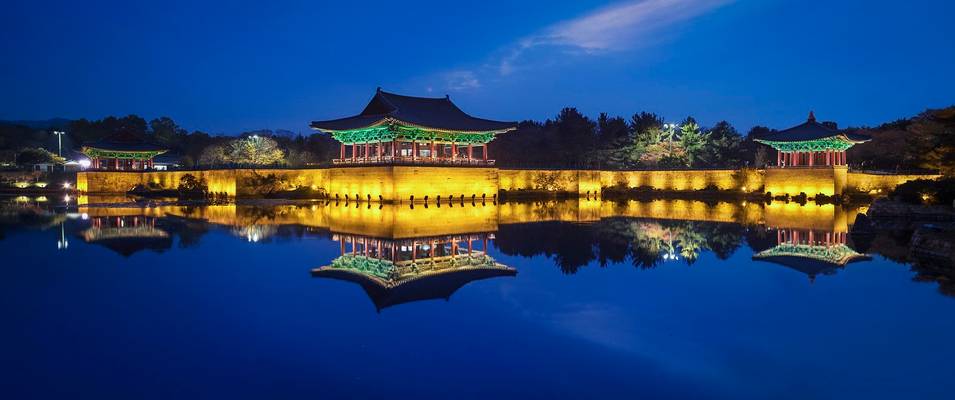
[1,198,953,399]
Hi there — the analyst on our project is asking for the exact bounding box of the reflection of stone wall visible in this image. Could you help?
[77,165,937,201]
[81,199,862,238]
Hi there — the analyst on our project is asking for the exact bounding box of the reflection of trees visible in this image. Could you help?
[495,218,745,274]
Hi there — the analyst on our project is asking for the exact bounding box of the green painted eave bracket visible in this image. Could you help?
[755,136,858,152]
[329,124,497,145]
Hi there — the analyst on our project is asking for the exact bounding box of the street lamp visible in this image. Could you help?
[52,131,66,157]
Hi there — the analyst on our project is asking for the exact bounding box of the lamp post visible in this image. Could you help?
[52,131,65,157]
[52,131,66,171]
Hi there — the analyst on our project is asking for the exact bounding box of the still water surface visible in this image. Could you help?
[1,198,953,399]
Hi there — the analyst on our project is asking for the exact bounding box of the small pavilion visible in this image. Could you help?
[756,112,870,168]
[81,132,168,170]
[310,88,516,165]
[81,215,171,257]
[753,227,869,283]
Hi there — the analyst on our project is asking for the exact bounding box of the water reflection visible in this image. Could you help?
[8,197,947,297]
[753,228,869,283]
[312,232,515,311]
[81,215,171,257]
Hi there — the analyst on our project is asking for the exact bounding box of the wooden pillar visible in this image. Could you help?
[412,141,417,162]
[392,139,397,158]
[352,144,357,162]
[340,143,345,160]
[808,151,814,166]
[451,142,457,160]
[430,140,436,161]
[777,151,782,166]
[467,144,473,161]
[483,144,488,162]
[364,143,370,162]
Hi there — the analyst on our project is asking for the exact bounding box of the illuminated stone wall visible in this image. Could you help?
[498,169,602,197]
[78,165,938,201]
[600,169,765,193]
[324,166,499,203]
[764,167,845,197]
[143,170,240,196]
[846,171,941,194]
[390,166,498,203]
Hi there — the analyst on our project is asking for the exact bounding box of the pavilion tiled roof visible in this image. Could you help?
[310,88,517,133]
[312,264,516,311]
[83,131,167,152]
[758,112,870,143]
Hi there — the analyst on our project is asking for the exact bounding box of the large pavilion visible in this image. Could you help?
[310,88,516,166]
[81,131,168,170]
[756,112,870,168]
[311,232,516,310]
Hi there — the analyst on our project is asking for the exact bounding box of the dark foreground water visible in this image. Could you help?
[1,198,953,399]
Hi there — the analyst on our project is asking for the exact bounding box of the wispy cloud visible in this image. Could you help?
[434,0,733,91]
[500,0,733,75]
[443,70,482,91]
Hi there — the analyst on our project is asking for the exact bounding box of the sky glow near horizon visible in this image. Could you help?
[1,0,953,134]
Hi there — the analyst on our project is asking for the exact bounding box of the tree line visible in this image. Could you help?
[1,106,952,174]
[490,108,771,170]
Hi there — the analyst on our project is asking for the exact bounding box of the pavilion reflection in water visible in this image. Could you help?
[312,232,515,311]
[753,227,869,282]
[81,215,171,257]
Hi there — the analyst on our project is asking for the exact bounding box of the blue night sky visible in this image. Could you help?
[2,0,953,134]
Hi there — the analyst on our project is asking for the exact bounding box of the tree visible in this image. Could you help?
[228,136,285,165]
[177,174,209,199]
[198,144,230,166]
[149,117,188,146]
[699,121,743,167]
[597,113,629,147]
[554,108,597,165]
[742,126,775,166]
[679,122,709,167]
[630,112,664,135]
[16,147,64,166]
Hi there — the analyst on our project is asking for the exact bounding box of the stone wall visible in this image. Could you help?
[764,167,847,197]
[498,169,602,197]
[599,169,764,193]
[77,165,938,201]
[847,171,942,194]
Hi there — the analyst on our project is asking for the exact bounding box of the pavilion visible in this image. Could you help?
[310,88,516,165]
[81,131,168,170]
[753,227,870,283]
[81,215,171,257]
[311,232,516,311]
[756,112,870,168]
